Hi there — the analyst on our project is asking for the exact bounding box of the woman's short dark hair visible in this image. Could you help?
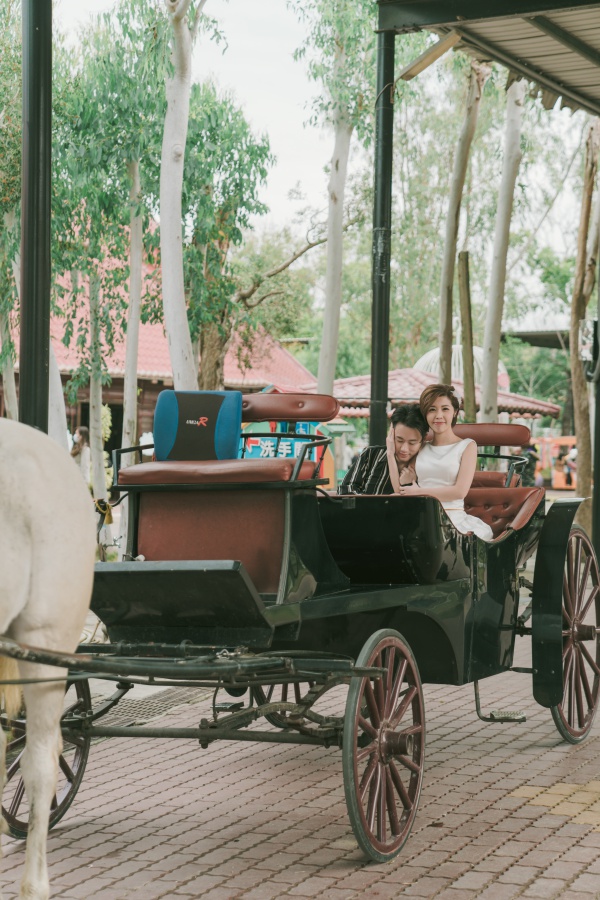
[419,384,461,426]
[390,403,428,438]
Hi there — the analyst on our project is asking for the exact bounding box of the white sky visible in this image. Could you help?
[55,0,332,229]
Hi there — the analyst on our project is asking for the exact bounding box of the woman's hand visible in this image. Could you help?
[398,483,421,496]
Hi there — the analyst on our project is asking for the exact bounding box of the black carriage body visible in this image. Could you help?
[91,481,547,690]
[268,493,545,686]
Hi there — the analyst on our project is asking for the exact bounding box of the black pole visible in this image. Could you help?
[370,30,395,445]
[19,0,52,432]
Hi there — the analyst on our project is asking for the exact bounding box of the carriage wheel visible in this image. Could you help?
[1,679,91,839]
[251,682,316,729]
[343,629,425,862]
[551,526,600,744]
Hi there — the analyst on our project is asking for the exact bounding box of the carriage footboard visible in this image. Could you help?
[92,559,278,647]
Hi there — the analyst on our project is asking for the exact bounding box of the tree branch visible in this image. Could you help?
[507,125,585,274]
[191,0,209,39]
[244,289,285,310]
[232,234,327,306]
[165,0,194,23]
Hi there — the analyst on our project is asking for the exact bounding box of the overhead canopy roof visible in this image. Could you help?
[378,1,600,116]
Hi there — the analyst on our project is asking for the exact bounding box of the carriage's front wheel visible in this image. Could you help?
[343,629,425,862]
[551,526,600,743]
[1,679,91,839]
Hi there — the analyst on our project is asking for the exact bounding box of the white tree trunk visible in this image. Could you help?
[439,62,491,384]
[88,274,108,502]
[119,160,144,558]
[317,116,353,394]
[480,79,527,422]
[160,1,199,390]
[0,311,18,420]
[48,343,69,450]
[570,120,600,534]
[1,211,19,419]
[122,160,143,451]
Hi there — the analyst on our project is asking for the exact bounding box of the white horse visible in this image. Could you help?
[0,419,96,900]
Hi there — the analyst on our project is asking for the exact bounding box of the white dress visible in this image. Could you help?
[415,439,493,541]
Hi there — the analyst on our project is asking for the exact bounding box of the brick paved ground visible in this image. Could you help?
[3,500,600,900]
[1,634,600,900]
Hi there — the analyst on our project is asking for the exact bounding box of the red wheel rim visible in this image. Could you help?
[348,636,424,856]
[555,528,600,739]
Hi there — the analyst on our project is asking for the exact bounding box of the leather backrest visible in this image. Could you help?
[470,470,520,488]
[241,392,339,423]
[153,390,242,461]
[454,423,530,448]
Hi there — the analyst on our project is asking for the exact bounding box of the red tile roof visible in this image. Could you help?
[302,368,560,419]
[49,317,314,390]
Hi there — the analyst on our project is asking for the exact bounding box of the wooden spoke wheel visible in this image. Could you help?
[251,681,315,729]
[2,679,91,839]
[343,629,425,863]
[551,526,600,744]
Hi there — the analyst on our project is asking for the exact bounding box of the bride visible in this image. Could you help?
[400,384,493,542]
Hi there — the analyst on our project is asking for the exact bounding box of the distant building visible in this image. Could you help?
[5,320,314,458]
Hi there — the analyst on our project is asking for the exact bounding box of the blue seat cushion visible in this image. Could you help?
[153,390,242,461]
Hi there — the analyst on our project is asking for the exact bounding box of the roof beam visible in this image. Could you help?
[451,24,600,117]
[377,1,600,33]
[529,15,600,67]
[396,31,461,80]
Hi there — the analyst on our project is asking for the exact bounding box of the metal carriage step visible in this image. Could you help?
[489,709,527,723]
[474,681,526,724]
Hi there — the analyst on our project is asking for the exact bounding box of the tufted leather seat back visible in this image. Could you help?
[464,487,545,539]
[470,470,520,489]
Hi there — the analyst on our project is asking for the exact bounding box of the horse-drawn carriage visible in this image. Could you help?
[2,390,599,865]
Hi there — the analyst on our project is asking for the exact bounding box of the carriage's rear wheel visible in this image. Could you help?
[251,681,316,729]
[1,679,91,839]
[551,526,600,743]
[343,629,425,862]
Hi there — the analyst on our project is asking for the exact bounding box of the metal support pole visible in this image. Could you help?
[370,31,395,446]
[19,0,52,432]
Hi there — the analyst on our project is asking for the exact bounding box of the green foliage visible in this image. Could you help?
[0,0,22,370]
[52,1,168,396]
[501,335,571,416]
[182,82,274,343]
[290,0,378,143]
[0,0,21,222]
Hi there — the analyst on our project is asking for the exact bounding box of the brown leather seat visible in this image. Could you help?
[119,457,317,486]
[464,487,545,539]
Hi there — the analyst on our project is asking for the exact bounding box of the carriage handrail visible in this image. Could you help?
[476,452,528,487]
[112,444,155,486]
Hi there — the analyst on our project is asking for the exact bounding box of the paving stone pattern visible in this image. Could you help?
[2,640,600,899]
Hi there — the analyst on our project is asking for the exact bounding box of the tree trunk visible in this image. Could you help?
[88,273,111,546]
[199,318,231,390]
[119,159,144,558]
[0,311,18,419]
[1,210,19,419]
[480,79,527,422]
[439,61,491,384]
[160,1,199,390]
[570,119,600,534]
[317,113,353,394]
[48,343,69,450]
[458,251,476,422]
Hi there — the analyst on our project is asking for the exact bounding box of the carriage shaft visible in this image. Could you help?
[66,725,329,746]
